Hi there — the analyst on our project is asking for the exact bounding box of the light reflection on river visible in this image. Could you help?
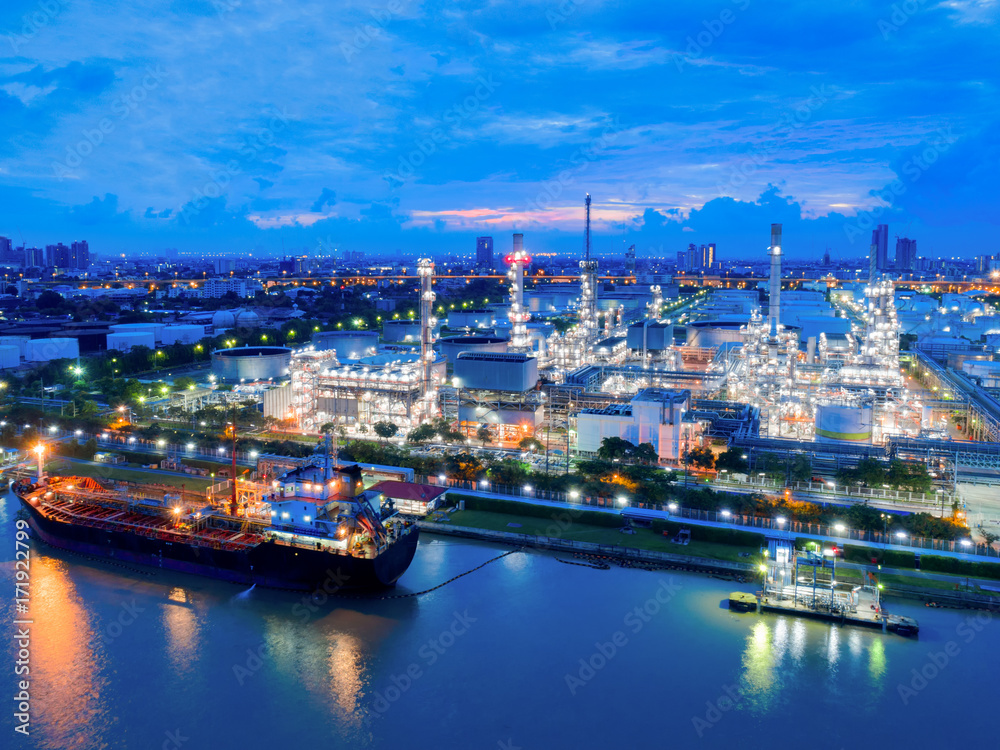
[1,491,997,748]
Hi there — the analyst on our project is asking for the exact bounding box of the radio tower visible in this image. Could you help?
[578,194,599,339]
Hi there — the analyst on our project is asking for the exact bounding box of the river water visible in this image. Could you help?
[1,490,996,749]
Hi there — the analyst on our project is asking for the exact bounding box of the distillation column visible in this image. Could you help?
[578,194,599,340]
[418,258,438,413]
[507,233,532,350]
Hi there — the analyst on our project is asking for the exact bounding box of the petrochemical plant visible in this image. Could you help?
[153,194,982,487]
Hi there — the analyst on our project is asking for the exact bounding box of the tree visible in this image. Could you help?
[476,424,492,446]
[684,446,715,470]
[36,290,65,310]
[633,442,659,465]
[407,422,437,444]
[518,436,544,452]
[173,376,197,391]
[373,421,398,442]
[597,436,636,462]
[715,448,748,474]
[789,454,812,483]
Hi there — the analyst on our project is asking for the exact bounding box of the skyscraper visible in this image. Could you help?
[686,243,698,271]
[476,236,493,270]
[872,224,889,271]
[70,240,90,269]
[895,237,917,273]
[45,243,71,268]
[701,243,716,269]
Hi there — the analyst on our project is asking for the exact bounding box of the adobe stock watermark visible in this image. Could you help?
[878,0,929,40]
[233,567,350,685]
[673,0,751,72]
[564,578,682,695]
[843,127,957,244]
[716,85,830,195]
[178,106,291,224]
[5,0,66,54]
[547,0,585,29]
[692,682,745,737]
[382,75,499,187]
[371,609,477,714]
[51,67,168,181]
[897,610,992,705]
[524,116,625,213]
[341,0,406,62]
[86,599,146,651]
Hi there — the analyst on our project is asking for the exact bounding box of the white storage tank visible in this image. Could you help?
[815,403,873,443]
[382,320,427,343]
[160,325,206,345]
[0,336,30,357]
[0,344,20,369]
[439,335,508,362]
[685,321,744,348]
[107,331,156,352]
[312,331,379,360]
[212,345,292,382]
[447,309,494,330]
[26,337,80,362]
[111,322,165,343]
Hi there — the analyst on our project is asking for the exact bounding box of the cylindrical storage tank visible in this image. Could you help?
[26,337,80,362]
[685,321,744,348]
[0,336,30,357]
[107,331,156,352]
[815,403,873,443]
[382,320,425,343]
[438,335,508,363]
[111,322,165,343]
[211,346,292,382]
[0,344,20,369]
[446,310,494,329]
[312,331,379,361]
[160,325,205,345]
[626,322,671,351]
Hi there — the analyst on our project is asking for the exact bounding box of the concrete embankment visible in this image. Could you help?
[418,520,753,579]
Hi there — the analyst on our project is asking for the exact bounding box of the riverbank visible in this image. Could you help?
[420,512,1000,612]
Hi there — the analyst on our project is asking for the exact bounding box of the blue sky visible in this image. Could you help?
[1,0,997,260]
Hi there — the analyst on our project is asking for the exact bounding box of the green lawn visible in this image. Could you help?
[441,509,759,563]
[48,460,213,491]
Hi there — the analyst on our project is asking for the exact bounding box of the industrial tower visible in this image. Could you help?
[506,233,532,350]
[578,194,599,339]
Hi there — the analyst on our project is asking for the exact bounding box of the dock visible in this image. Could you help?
[729,540,919,637]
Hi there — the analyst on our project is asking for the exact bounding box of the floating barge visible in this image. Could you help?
[729,543,919,637]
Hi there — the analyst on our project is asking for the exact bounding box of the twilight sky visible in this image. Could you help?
[1,0,998,260]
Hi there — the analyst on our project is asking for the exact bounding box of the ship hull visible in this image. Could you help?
[16,493,419,592]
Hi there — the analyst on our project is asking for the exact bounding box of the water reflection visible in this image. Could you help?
[740,617,889,712]
[163,587,200,677]
[29,557,108,750]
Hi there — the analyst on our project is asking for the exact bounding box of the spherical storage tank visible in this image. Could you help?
[107,330,156,352]
[160,325,206,345]
[26,337,79,362]
[0,344,19,370]
[212,346,291,382]
[312,330,378,361]
[814,403,873,443]
[685,320,744,348]
[438,335,508,363]
[212,309,260,330]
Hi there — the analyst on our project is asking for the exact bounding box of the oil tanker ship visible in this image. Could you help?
[13,442,418,591]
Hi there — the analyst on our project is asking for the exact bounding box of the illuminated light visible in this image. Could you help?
[667,502,678,512]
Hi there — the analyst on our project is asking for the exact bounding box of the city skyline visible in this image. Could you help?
[2,1,997,258]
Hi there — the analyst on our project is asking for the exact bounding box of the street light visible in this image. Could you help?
[834,523,846,533]
[667,502,678,513]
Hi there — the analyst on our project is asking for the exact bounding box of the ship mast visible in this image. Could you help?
[228,406,238,517]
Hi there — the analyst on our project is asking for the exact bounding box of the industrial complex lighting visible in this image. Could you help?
[834,523,846,533]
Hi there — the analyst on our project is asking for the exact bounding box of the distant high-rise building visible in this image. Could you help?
[70,240,89,269]
[24,247,44,268]
[625,244,636,274]
[45,243,71,269]
[895,237,917,273]
[214,258,237,274]
[476,236,493,270]
[686,243,698,271]
[872,224,889,271]
[823,249,831,266]
[0,236,12,261]
[676,251,686,271]
[701,243,716,268]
